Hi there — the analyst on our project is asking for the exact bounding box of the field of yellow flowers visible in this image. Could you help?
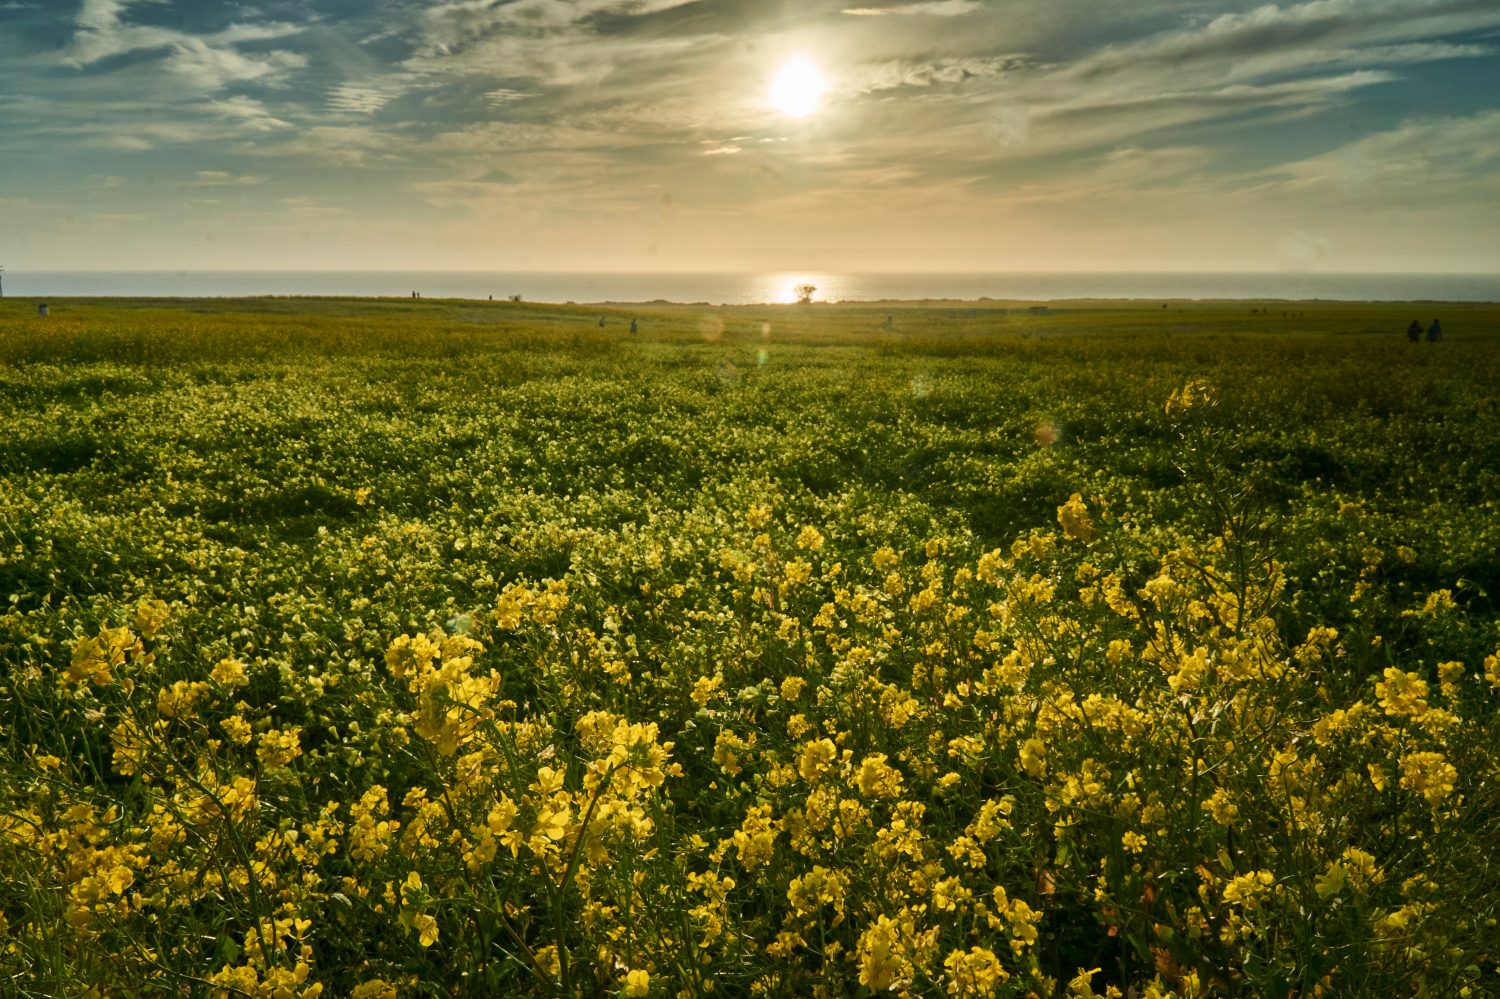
[2,297,1498,997]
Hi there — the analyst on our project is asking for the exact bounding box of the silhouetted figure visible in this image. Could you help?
[882,315,894,331]
[37,303,49,316]
[1427,319,1442,343]
[1407,320,1422,342]
[630,318,638,335]
[599,316,606,327]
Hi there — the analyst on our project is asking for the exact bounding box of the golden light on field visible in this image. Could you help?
[768,56,828,118]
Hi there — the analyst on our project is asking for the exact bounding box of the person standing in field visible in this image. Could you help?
[1407,320,1422,342]
[630,318,638,335]
[1427,319,1442,342]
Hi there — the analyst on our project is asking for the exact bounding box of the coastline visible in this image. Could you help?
[5,270,1499,305]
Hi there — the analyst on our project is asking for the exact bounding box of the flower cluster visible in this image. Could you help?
[3,307,1498,997]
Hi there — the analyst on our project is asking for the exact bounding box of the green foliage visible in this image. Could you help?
[1,297,1497,997]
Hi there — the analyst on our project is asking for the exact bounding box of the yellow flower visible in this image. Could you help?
[133,599,171,640]
[534,945,561,979]
[857,915,906,991]
[220,714,253,745]
[1164,378,1218,416]
[414,913,439,948]
[68,627,140,686]
[855,753,904,799]
[787,866,850,920]
[1204,787,1239,827]
[1399,750,1457,806]
[732,804,778,869]
[257,727,303,768]
[1018,738,1047,778]
[743,503,774,530]
[1056,494,1096,544]
[1067,967,1105,998]
[798,738,838,783]
[622,968,650,997]
[943,946,1008,996]
[1419,589,1456,616]
[210,657,249,687]
[1375,668,1429,718]
[1222,870,1276,909]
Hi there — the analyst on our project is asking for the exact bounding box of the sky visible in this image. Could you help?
[1,0,1499,273]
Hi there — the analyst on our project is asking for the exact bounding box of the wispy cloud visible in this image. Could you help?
[856,56,1020,93]
[485,88,533,109]
[843,1,980,16]
[418,0,703,57]
[64,0,307,91]
[162,42,307,90]
[1262,109,1500,196]
[210,95,293,132]
[328,85,398,114]
[1067,0,1500,83]
[192,170,268,186]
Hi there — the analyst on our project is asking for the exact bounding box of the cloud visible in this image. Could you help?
[1068,0,1500,83]
[418,0,703,56]
[485,88,533,108]
[1041,70,1395,121]
[88,134,154,151]
[192,171,268,186]
[857,56,1020,92]
[64,0,307,91]
[410,26,701,88]
[1097,145,1216,184]
[7,0,1499,272]
[162,41,307,90]
[278,197,349,219]
[328,84,398,114]
[1262,109,1500,195]
[251,125,408,167]
[843,1,980,15]
[861,1,1497,166]
[211,95,293,132]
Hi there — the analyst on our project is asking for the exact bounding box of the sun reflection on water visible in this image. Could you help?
[761,273,837,304]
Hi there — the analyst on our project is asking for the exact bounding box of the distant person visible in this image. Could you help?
[1427,319,1442,343]
[630,318,638,335]
[882,315,893,331]
[599,316,606,327]
[1407,319,1422,342]
[37,303,49,316]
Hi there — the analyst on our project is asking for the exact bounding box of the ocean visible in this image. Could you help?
[5,271,1498,304]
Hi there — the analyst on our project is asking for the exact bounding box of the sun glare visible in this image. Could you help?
[769,57,828,118]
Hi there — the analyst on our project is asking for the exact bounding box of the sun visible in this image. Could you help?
[769,57,828,118]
